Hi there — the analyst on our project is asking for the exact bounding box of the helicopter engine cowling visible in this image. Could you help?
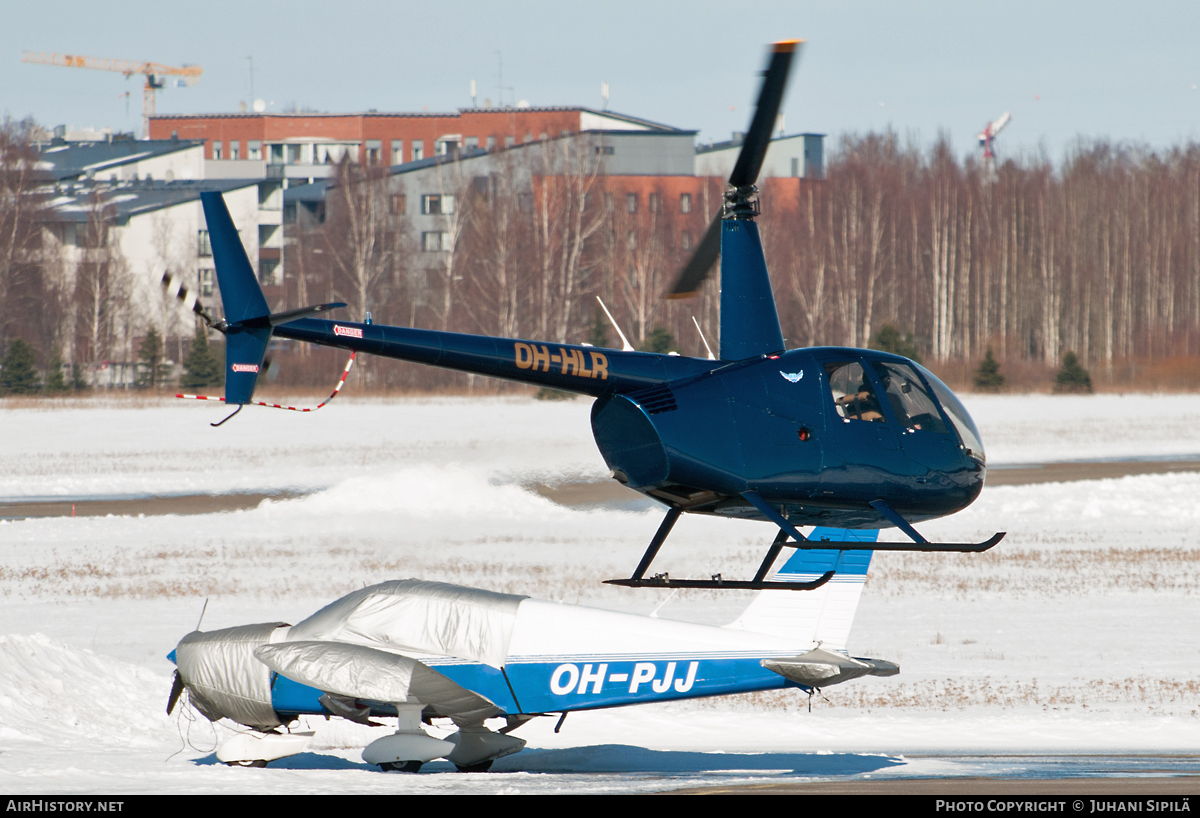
[590,387,751,506]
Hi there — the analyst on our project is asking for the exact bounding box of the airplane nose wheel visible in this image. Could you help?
[379,760,423,773]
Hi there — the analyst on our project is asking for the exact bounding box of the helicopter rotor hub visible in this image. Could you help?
[722,184,760,220]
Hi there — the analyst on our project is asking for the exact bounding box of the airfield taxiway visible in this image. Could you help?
[2,395,1198,794]
[4,455,1200,520]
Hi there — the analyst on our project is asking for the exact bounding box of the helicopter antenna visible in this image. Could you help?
[692,316,716,360]
[195,597,209,631]
[596,296,634,352]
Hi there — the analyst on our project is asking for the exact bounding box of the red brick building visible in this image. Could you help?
[150,108,681,166]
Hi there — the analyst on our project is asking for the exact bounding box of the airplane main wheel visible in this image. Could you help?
[455,760,493,773]
[226,759,268,768]
[379,760,423,773]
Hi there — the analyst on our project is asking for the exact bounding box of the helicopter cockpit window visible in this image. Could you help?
[825,362,885,423]
[914,363,987,464]
[869,361,948,434]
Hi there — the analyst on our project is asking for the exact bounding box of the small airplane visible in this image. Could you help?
[171,40,1003,588]
[167,529,894,772]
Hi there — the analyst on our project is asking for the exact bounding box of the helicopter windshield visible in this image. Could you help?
[913,364,986,464]
[868,361,948,434]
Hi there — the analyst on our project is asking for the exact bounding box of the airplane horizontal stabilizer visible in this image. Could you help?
[761,646,899,689]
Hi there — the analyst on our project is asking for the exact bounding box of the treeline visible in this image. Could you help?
[5,117,1200,394]
[279,131,1200,390]
[763,133,1200,369]
[0,117,146,392]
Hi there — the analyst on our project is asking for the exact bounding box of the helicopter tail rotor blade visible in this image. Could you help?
[728,39,802,189]
[666,214,722,299]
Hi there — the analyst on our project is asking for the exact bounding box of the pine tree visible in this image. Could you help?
[638,327,675,354]
[1053,351,1093,394]
[71,363,89,392]
[181,324,223,389]
[44,350,68,394]
[587,305,609,348]
[973,348,1005,392]
[138,327,164,389]
[871,324,922,363]
[1,339,40,395]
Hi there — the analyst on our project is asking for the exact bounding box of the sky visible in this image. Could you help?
[4,1,1200,164]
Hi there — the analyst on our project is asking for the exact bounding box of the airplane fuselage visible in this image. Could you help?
[268,599,815,719]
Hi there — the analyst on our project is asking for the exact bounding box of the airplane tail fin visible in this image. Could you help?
[200,191,272,405]
[726,528,877,651]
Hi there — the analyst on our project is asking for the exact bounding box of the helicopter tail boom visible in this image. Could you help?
[270,317,714,397]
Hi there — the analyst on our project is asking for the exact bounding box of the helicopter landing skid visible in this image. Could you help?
[604,510,837,592]
[606,494,1006,592]
[605,571,835,591]
[742,492,1005,553]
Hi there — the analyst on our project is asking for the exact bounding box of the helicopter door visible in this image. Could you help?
[818,360,909,496]
[722,359,824,487]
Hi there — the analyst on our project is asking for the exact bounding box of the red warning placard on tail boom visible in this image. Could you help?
[334,325,363,338]
[231,363,260,373]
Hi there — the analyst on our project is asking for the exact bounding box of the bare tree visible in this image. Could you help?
[325,160,395,323]
[0,118,48,349]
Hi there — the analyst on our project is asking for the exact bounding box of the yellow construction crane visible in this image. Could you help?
[21,51,202,140]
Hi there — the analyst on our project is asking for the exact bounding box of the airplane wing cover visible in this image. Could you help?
[256,641,414,703]
[255,641,500,723]
[285,580,527,669]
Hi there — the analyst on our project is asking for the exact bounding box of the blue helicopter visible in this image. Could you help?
[179,40,1003,589]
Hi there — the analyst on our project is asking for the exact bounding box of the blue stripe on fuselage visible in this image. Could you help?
[269,656,802,718]
[504,656,798,713]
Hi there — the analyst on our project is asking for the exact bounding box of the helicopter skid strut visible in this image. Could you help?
[740,492,1005,553]
[606,493,1004,591]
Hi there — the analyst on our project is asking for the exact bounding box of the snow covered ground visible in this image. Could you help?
[1,393,1198,793]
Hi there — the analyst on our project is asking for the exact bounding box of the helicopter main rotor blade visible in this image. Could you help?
[729,39,801,189]
[664,39,802,300]
[666,214,722,299]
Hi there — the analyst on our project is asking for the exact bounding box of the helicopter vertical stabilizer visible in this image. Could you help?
[200,191,272,405]
[726,528,876,650]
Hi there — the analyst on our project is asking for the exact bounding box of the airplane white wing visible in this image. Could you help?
[255,640,502,724]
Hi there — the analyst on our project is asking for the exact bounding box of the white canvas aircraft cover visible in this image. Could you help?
[175,622,289,729]
[255,641,500,724]
[285,580,527,668]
